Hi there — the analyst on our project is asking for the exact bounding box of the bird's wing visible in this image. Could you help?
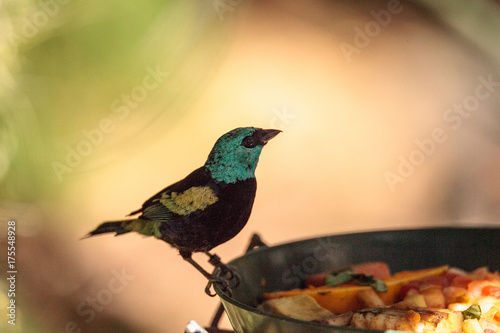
[128,167,219,222]
[147,185,219,221]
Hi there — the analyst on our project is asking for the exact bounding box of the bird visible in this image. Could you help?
[84,127,281,295]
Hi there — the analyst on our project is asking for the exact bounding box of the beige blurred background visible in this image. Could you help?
[1,0,500,332]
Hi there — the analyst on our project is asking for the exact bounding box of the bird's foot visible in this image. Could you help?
[182,253,233,297]
[205,275,231,297]
[218,264,240,288]
[205,252,240,288]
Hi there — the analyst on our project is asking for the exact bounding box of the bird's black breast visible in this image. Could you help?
[199,177,257,249]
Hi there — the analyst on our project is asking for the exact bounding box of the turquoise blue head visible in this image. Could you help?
[204,127,281,183]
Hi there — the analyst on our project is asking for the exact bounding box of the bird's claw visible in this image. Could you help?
[219,265,240,288]
[205,275,231,297]
[206,253,240,287]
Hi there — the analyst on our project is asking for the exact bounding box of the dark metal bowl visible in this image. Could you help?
[215,227,500,333]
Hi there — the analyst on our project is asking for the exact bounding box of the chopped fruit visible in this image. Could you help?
[305,262,390,287]
[258,294,333,322]
[264,266,449,314]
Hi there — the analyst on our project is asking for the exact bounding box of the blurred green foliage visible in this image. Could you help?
[1,0,230,202]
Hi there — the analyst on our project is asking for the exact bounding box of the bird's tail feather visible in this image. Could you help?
[83,220,132,239]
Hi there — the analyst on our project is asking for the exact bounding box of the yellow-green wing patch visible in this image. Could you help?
[160,186,218,216]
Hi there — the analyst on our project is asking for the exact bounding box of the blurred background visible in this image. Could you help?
[1,0,500,332]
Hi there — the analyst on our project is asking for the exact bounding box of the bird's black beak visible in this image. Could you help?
[256,129,282,145]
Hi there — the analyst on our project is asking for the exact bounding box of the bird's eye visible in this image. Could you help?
[241,136,257,148]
